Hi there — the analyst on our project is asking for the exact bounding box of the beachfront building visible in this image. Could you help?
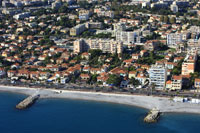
[181,51,197,76]
[149,65,167,89]
[195,78,200,89]
[171,75,182,90]
[73,38,123,54]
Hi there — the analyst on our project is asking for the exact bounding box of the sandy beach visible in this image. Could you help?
[0,85,200,114]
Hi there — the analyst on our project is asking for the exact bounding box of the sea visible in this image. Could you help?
[0,92,200,133]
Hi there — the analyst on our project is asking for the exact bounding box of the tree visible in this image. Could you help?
[70,75,76,83]
[131,14,136,19]
[129,77,140,86]
[58,4,68,13]
[89,74,98,84]
[89,49,102,58]
[171,59,184,75]
[170,17,176,24]
[190,72,199,87]
[107,74,122,86]
[160,15,164,22]
[164,16,169,23]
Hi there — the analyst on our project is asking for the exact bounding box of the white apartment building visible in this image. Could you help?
[13,12,30,20]
[52,0,62,9]
[116,31,142,45]
[113,23,126,31]
[167,33,183,48]
[149,65,167,89]
[79,10,91,21]
[96,10,114,18]
[170,1,178,13]
[131,0,150,5]
[73,39,123,54]
[70,23,86,36]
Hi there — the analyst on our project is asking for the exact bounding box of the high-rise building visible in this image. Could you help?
[149,65,167,89]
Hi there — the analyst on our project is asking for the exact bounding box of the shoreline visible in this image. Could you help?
[1,85,200,114]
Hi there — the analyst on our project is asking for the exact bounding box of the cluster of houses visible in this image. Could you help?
[1,0,200,91]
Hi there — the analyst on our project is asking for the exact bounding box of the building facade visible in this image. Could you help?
[195,78,200,89]
[149,65,167,89]
[181,51,197,76]
[70,24,86,36]
[116,31,142,45]
[73,39,123,54]
[167,33,183,48]
[171,75,182,90]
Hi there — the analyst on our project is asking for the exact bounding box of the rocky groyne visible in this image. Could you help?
[144,108,160,123]
[16,94,40,109]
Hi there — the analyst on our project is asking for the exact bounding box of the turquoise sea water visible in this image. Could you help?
[0,92,200,133]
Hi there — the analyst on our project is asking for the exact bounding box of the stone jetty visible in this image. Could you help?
[144,108,160,123]
[16,94,40,109]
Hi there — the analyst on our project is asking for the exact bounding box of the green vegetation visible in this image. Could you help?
[80,31,112,39]
[107,74,122,86]
[137,51,164,65]
[160,16,176,24]
[88,74,98,84]
[129,77,140,86]
[39,38,55,46]
[56,17,76,28]
[171,59,184,75]
[109,53,122,70]
[145,32,161,40]
[88,49,103,67]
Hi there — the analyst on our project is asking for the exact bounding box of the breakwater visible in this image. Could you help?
[16,94,40,109]
[144,108,160,123]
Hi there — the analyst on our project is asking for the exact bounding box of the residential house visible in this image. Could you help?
[0,68,6,77]
[97,72,109,85]
[39,72,50,80]
[29,71,39,80]
[171,75,182,90]
[132,54,140,60]
[80,73,90,81]
[166,80,172,89]
[109,67,128,77]
[17,69,29,79]
[81,52,90,60]
[83,66,91,72]
[128,71,137,79]
[7,70,17,78]
[90,68,101,74]
[195,78,200,89]
[135,73,147,85]
[123,59,133,67]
